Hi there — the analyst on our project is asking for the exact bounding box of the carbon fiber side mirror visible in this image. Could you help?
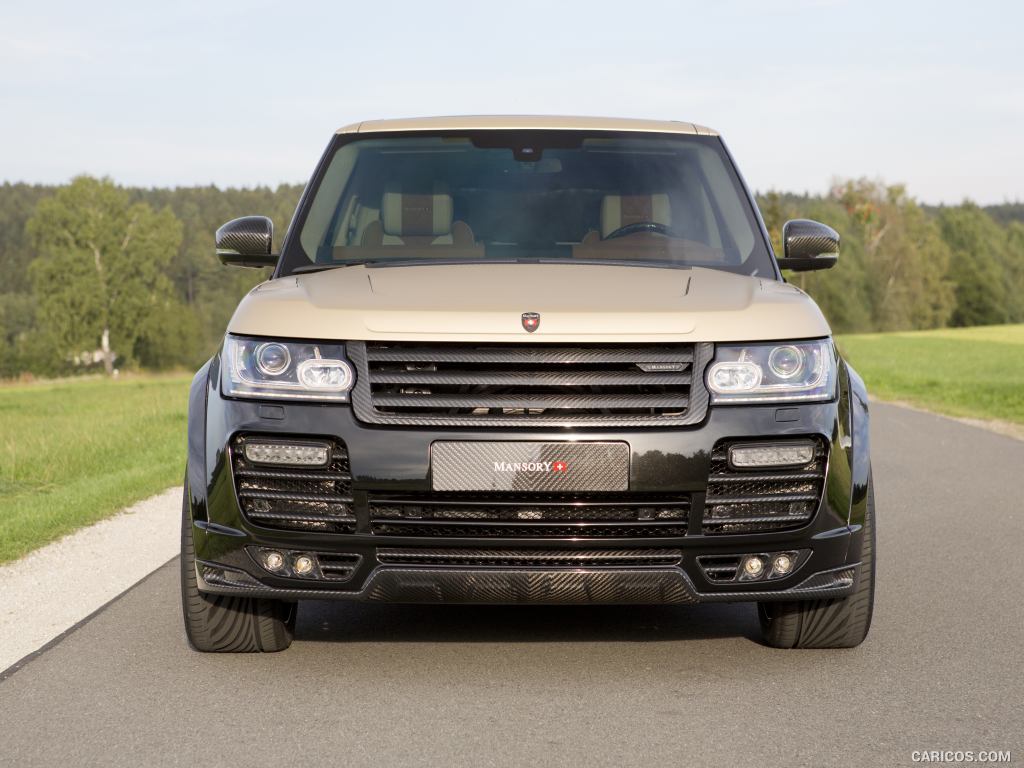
[216,216,277,268]
[779,219,839,271]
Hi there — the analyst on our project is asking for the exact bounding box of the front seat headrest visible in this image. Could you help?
[600,193,672,238]
[381,184,454,237]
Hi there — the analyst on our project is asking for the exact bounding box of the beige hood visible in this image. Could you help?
[227,263,831,343]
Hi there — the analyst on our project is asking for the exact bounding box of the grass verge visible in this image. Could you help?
[0,374,190,564]
[838,324,1024,426]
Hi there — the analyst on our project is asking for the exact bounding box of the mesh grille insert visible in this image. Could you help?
[369,493,690,538]
[232,435,355,533]
[703,438,828,534]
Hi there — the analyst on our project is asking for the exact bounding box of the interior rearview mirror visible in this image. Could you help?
[215,216,278,267]
[779,219,839,271]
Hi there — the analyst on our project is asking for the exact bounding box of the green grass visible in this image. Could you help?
[0,374,190,564]
[838,324,1024,425]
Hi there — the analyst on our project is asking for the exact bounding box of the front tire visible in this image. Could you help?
[758,470,876,649]
[180,477,295,652]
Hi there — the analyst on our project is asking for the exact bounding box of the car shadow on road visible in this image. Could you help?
[296,601,762,644]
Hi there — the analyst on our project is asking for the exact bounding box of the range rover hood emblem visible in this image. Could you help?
[521,312,540,332]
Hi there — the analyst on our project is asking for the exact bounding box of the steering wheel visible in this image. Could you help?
[603,221,673,240]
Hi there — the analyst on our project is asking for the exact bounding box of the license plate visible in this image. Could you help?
[431,441,629,492]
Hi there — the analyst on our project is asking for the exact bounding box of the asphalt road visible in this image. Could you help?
[1,403,1021,767]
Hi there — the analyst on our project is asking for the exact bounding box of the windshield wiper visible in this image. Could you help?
[533,258,693,270]
[291,261,370,274]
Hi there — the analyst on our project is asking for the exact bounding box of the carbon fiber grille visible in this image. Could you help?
[377,548,683,567]
[232,435,356,533]
[349,341,712,427]
[703,438,827,534]
[368,493,690,538]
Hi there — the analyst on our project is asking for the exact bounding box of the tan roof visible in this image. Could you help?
[336,115,718,136]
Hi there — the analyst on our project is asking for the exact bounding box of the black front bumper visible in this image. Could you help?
[187,357,871,605]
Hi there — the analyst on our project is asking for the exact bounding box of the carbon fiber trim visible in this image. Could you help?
[431,441,628,492]
[363,568,699,604]
[215,216,273,258]
[781,219,839,269]
[349,341,713,428]
[368,370,692,386]
[196,561,858,603]
[364,346,696,364]
[698,564,858,602]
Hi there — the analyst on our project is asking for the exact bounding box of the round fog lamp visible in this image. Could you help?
[743,556,765,578]
[294,555,315,575]
[263,551,285,572]
[255,343,291,376]
[772,554,794,576]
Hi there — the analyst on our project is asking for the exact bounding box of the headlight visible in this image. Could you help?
[706,339,836,404]
[222,335,355,401]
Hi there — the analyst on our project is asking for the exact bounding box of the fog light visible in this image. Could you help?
[772,553,794,576]
[244,441,331,467]
[262,550,286,572]
[293,555,315,575]
[742,556,765,578]
[729,442,815,469]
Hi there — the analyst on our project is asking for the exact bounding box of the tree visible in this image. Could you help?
[938,204,1010,327]
[27,176,182,373]
[832,180,955,331]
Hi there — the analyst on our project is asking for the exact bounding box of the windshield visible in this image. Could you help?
[282,131,774,277]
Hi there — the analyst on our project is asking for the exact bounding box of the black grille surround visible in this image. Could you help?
[368,492,690,538]
[348,341,713,427]
[703,438,828,534]
[231,435,356,533]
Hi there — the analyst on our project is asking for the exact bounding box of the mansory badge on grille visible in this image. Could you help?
[431,441,629,492]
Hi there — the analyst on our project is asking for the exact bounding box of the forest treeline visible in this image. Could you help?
[1,177,1022,378]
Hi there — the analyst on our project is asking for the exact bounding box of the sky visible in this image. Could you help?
[2,0,1022,204]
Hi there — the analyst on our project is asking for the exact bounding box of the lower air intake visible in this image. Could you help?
[703,438,828,534]
[232,435,355,533]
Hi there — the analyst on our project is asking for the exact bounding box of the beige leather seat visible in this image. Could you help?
[580,193,673,244]
[361,185,475,246]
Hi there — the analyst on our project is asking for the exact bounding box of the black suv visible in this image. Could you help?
[181,116,875,652]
